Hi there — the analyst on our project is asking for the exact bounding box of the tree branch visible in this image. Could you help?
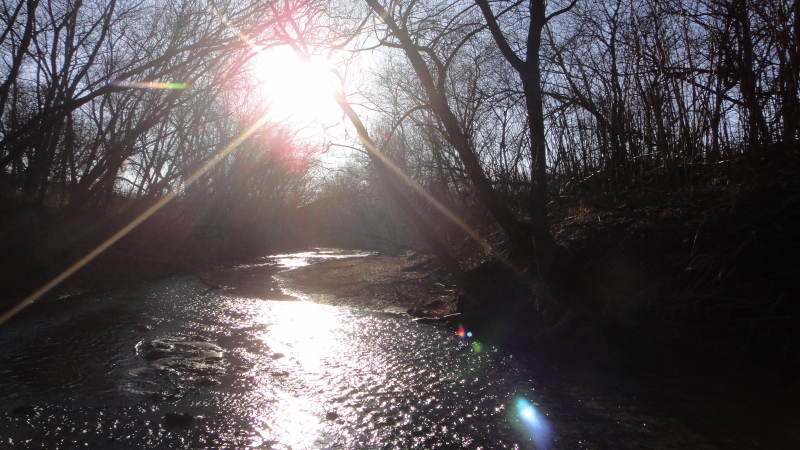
[474,0,527,73]
[545,0,579,22]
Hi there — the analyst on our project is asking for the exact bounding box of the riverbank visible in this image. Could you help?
[3,143,797,393]
[277,253,458,314]
[8,252,760,449]
[0,194,310,318]
[546,143,800,386]
[274,250,800,448]
[280,142,800,394]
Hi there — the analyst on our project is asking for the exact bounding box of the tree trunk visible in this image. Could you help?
[476,0,558,278]
[365,0,536,265]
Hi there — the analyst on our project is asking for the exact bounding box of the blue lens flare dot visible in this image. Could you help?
[513,397,553,449]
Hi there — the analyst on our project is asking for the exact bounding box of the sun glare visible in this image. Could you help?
[251,47,342,128]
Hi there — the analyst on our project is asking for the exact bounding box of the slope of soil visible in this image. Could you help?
[545,142,800,386]
[278,254,458,314]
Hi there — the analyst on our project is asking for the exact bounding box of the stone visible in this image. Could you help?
[165,412,193,426]
[11,405,36,415]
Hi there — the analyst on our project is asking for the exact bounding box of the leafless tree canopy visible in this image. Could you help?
[1,0,797,278]
[299,0,798,269]
[0,0,315,246]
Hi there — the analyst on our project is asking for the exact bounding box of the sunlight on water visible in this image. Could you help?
[258,301,342,373]
[267,249,373,269]
[276,256,311,268]
[248,300,345,447]
[0,250,724,449]
[270,392,322,449]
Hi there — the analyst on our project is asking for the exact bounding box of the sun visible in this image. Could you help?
[249,47,342,128]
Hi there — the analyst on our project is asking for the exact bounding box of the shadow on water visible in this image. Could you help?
[0,250,797,448]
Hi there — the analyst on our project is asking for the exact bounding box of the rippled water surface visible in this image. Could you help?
[0,251,786,449]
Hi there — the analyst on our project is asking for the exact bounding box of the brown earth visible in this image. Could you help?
[278,255,458,314]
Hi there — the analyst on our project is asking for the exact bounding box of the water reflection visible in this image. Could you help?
[216,292,532,448]
[271,393,321,449]
[264,249,373,269]
[252,301,341,447]
[0,250,737,449]
[258,301,343,373]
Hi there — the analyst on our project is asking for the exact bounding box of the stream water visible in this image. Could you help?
[0,250,791,449]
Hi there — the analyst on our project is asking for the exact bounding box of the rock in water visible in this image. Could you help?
[406,308,426,318]
[165,412,193,426]
[11,405,36,416]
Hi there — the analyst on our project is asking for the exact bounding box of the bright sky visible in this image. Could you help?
[250,47,344,133]
[248,45,371,168]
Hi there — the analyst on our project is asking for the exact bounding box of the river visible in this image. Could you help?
[0,250,791,448]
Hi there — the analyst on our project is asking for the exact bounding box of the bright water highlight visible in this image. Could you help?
[0,251,742,448]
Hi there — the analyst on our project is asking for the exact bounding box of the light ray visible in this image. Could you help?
[0,0,531,327]
[270,18,513,263]
[198,0,260,52]
[332,90,495,254]
[0,1,284,326]
[0,113,274,326]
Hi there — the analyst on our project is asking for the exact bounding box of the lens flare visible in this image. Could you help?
[514,398,552,449]
[471,342,482,353]
[110,80,190,90]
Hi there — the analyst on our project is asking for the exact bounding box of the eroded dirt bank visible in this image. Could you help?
[277,254,458,315]
[274,251,800,449]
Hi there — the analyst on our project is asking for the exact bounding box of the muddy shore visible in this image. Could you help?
[277,254,458,315]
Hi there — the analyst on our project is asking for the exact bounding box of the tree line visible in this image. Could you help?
[0,0,316,252]
[286,0,798,284]
[0,0,321,301]
[1,0,797,295]
[1,0,316,204]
